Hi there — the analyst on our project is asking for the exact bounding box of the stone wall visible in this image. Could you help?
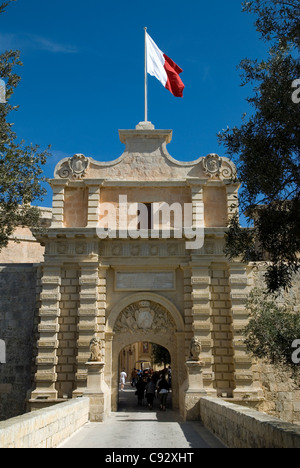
[0,208,51,264]
[200,397,300,448]
[0,264,38,421]
[0,397,89,448]
[257,361,300,424]
[251,268,300,424]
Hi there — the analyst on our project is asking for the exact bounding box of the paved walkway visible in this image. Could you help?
[59,384,226,449]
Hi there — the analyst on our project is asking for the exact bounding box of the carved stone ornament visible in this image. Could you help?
[203,153,222,178]
[114,301,176,335]
[68,154,90,179]
[189,337,202,361]
[89,338,103,362]
[59,154,90,179]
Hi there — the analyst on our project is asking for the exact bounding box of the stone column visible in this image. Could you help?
[31,265,61,403]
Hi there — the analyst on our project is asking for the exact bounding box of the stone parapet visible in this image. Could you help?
[0,398,89,448]
[200,397,300,448]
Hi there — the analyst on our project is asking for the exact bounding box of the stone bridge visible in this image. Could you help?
[1,395,300,448]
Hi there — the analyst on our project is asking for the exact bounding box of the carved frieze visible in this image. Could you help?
[104,241,185,258]
[48,239,99,258]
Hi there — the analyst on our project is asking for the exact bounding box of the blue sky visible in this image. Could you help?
[1,0,268,208]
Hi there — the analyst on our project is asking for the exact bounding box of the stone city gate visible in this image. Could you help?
[28,122,264,421]
[105,293,186,412]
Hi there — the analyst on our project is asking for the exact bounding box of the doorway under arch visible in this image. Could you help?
[118,341,172,411]
[105,294,186,413]
[119,341,171,378]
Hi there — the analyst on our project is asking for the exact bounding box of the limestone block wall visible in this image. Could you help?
[257,361,300,424]
[0,265,38,421]
[0,208,51,264]
[0,227,45,263]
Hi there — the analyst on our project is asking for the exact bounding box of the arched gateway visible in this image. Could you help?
[105,293,185,411]
[29,122,264,420]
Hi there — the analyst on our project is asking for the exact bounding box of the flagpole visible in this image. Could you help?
[144,27,148,122]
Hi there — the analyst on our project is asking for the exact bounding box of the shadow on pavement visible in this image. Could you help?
[117,383,226,448]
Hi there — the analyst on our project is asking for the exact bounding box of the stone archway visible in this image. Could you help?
[105,294,186,413]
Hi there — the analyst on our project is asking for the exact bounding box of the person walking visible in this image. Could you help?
[136,376,146,406]
[131,368,137,387]
[157,375,169,411]
[145,377,156,409]
[120,368,127,391]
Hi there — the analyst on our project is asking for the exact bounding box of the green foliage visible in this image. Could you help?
[0,1,50,250]
[242,0,300,47]
[151,344,171,367]
[243,288,300,376]
[219,0,300,292]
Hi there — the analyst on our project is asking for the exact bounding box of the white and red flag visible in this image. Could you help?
[146,32,185,98]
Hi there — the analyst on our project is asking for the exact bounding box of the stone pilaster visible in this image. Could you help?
[191,185,204,231]
[190,264,216,395]
[50,182,65,228]
[73,262,107,397]
[87,185,100,228]
[229,263,263,399]
[98,265,108,364]
[181,264,193,359]
[210,265,235,397]
[104,332,115,391]
[31,265,61,401]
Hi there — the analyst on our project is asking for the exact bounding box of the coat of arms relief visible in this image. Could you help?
[202,153,235,179]
[114,301,176,334]
[58,154,90,179]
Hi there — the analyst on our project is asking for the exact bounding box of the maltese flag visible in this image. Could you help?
[146,32,185,98]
